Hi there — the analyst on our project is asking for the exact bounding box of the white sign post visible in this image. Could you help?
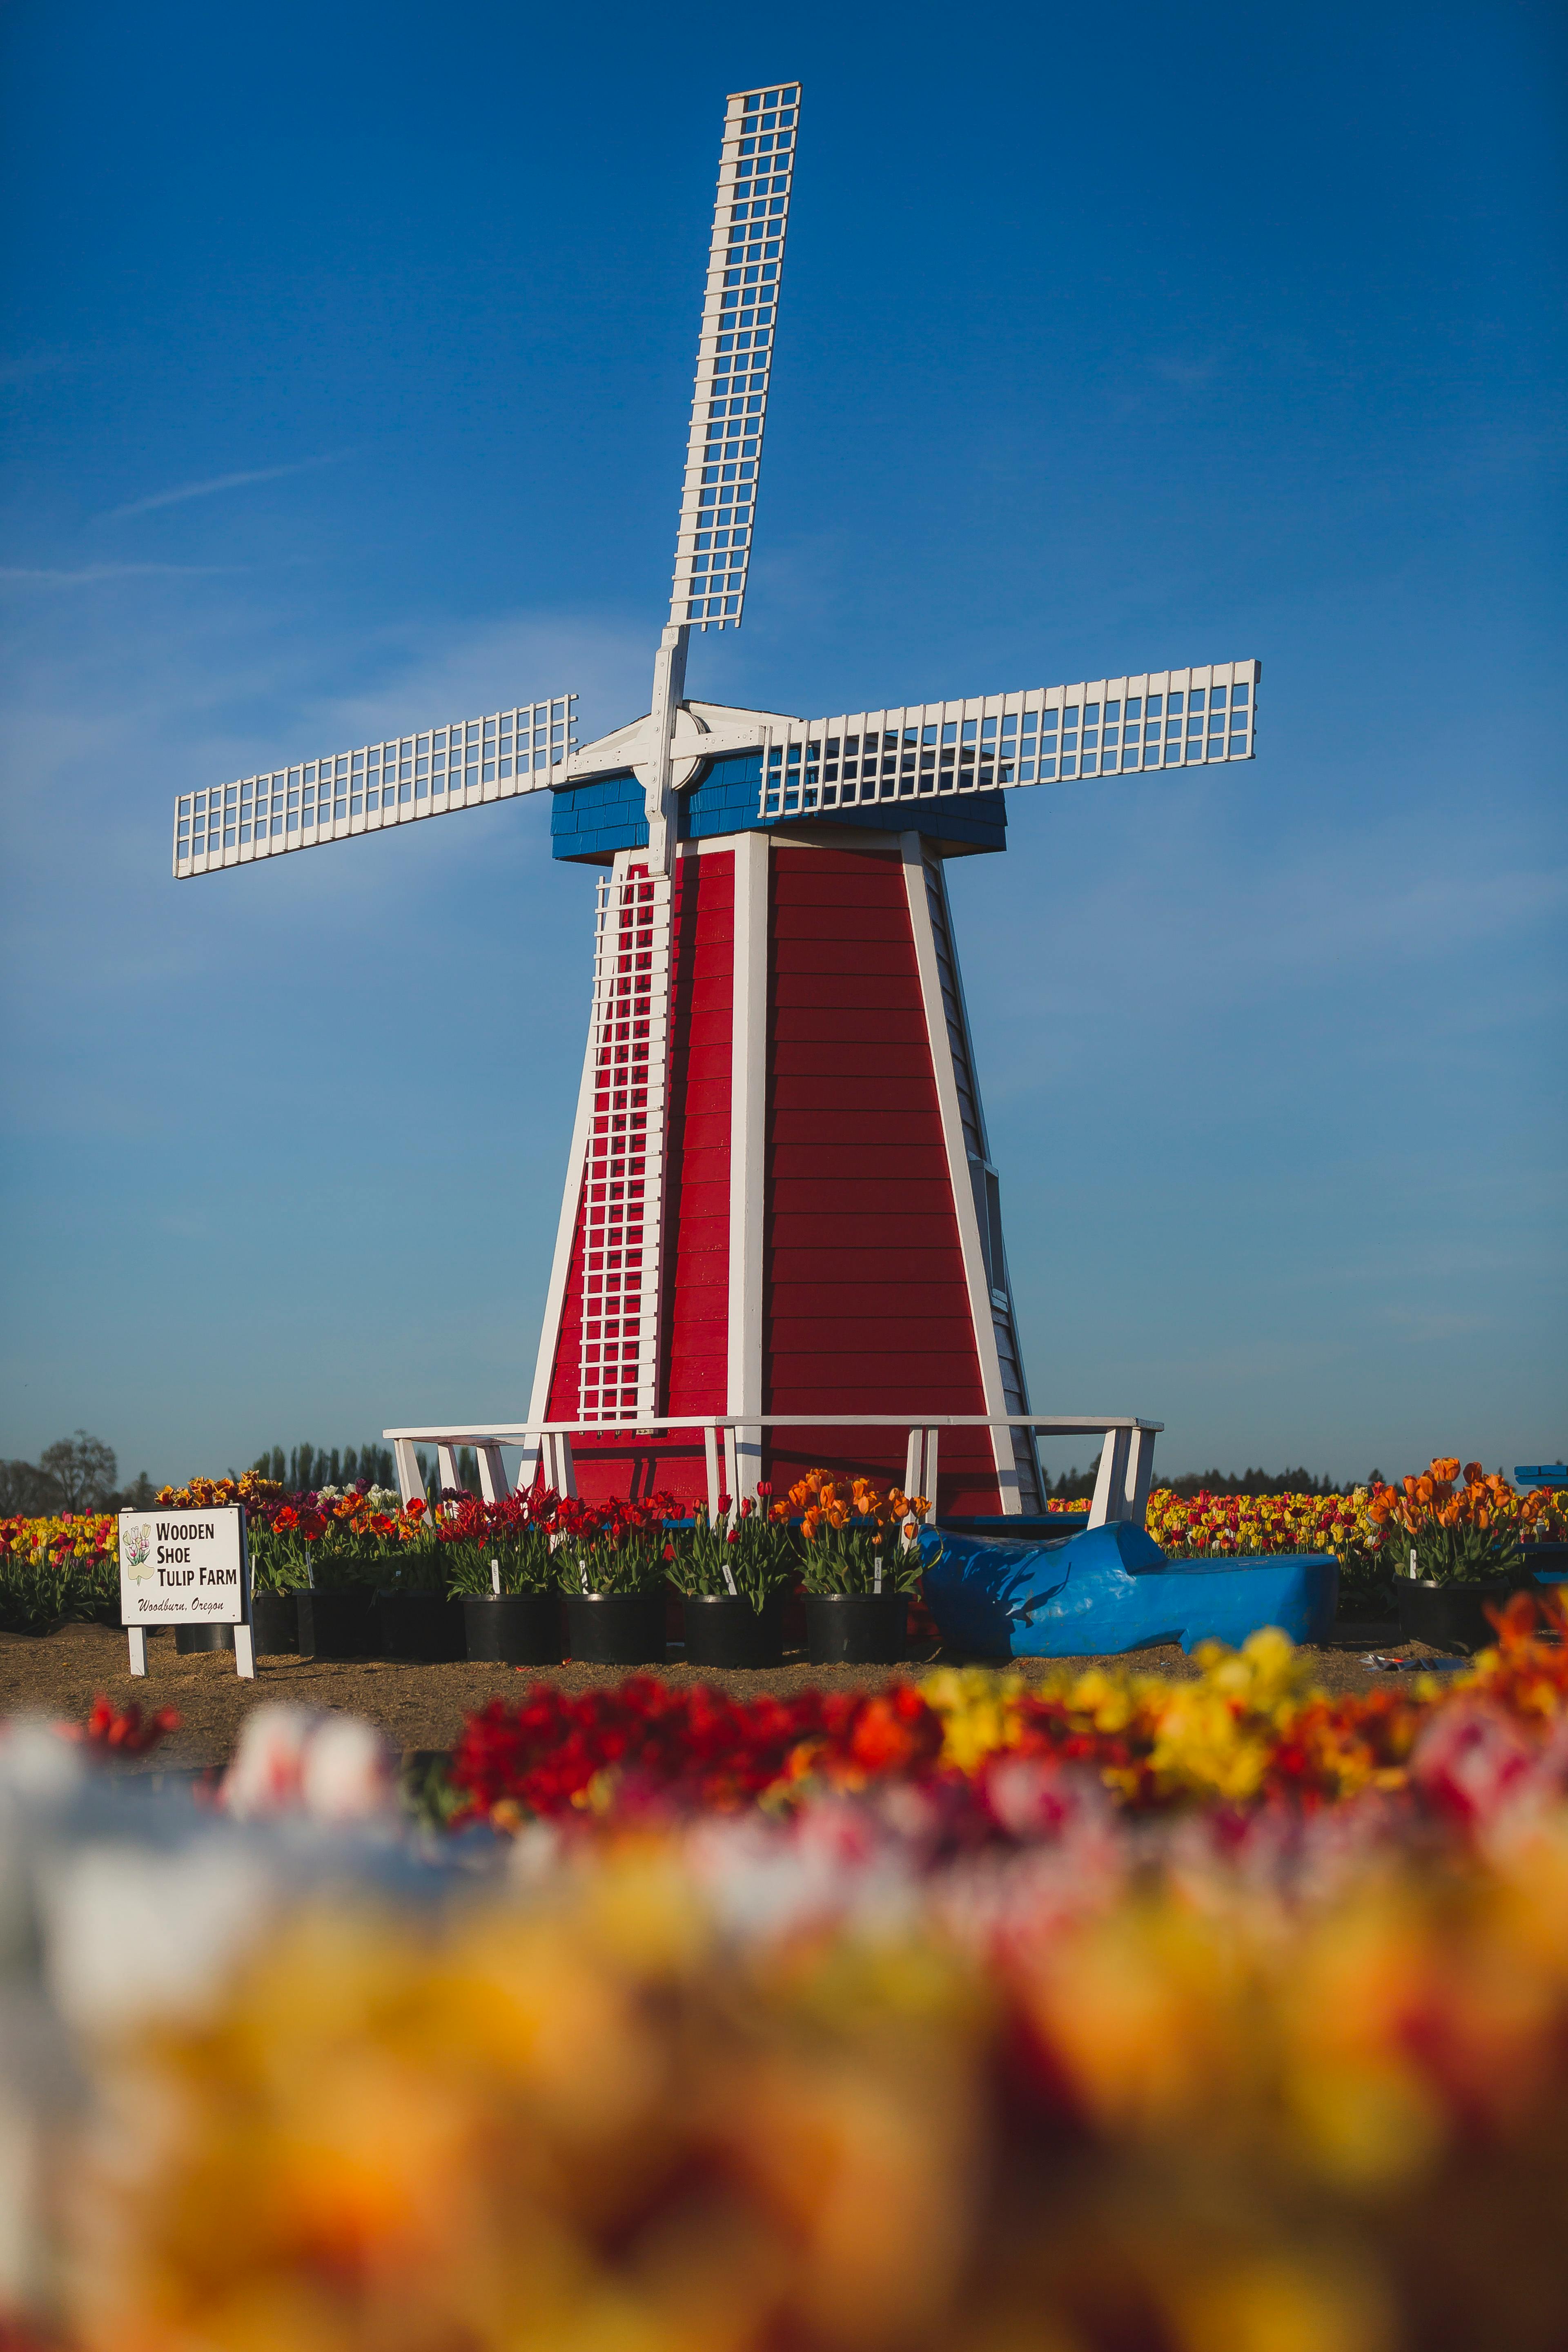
[118,1506,255,1679]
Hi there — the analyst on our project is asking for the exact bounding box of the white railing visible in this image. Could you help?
[382,1413,1163,1533]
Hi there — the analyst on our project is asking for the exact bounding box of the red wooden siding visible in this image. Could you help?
[662,850,733,1420]
[764,843,1001,1516]
[543,838,1003,1515]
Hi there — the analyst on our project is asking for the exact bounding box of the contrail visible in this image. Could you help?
[101,453,346,523]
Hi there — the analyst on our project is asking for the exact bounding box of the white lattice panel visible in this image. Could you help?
[575,857,673,1426]
[668,82,802,636]
[755,660,1259,819]
[172,697,578,878]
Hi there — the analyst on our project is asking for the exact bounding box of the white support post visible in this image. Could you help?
[704,1423,722,1522]
[126,1626,147,1677]
[393,1438,423,1509]
[1125,1427,1157,1527]
[435,1443,460,1497]
[899,1428,940,1522]
[726,830,769,1505]
[546,1432,578,1500]
[477,1444,508,1503]
[1087,1428,1133,1529]
[722,1426,741,1519]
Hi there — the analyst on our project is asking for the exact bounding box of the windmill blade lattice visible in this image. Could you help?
[752,659,1258,820]
[172,696,578,878]
[669,80,802,636]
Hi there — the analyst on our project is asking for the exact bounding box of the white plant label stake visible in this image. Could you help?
[118,1504,255,1680]
[491,1557,501,1596]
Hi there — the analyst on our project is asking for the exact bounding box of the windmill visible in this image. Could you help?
[173,81,1259,1521]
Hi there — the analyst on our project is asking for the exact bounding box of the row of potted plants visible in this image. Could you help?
[7,1455,1561,1654]
[1368,1457,1568,1649]
[238,1472,931,1668]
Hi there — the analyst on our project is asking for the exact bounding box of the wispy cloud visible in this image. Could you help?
[0,563,227,588]
[0,348,70,390]
[1151,352,1220,389]
[100,453,347,523]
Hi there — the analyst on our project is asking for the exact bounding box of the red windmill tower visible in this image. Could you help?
[172,82,1258,1521]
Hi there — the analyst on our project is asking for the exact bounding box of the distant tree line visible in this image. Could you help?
[1045,1464,1101,1501]
[1156,1466,1377,1498]
[250,1443,399,1493]
[0,1431,156,1516]
[1041,1461,1367,1503]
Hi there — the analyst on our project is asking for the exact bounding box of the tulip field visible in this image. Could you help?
[3,1583,1568,2349]
[5,1458,1568,2348]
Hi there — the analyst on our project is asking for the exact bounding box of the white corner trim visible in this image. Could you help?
[899,832,1020,1511]
[726,832,769,1494]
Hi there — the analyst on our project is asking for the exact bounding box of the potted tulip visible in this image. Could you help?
[288,1489,415,1660]
[374,1494,466,1662]
[442,1486,565,1665]
[243,1506,305,1655]
[561,1494,676,1666]
[788,1471,932,1665]
[1371,1459,1530,1653]
[667,1488,793,1668]
[295,1504,380,1660]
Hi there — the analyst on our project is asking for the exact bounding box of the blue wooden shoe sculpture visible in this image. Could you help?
[920,1521,1338,1659]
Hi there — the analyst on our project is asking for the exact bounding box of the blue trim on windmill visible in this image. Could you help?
[550,753,1010,865]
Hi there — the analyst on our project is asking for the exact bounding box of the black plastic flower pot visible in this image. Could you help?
[682,1593,784,1669]
[463,1591,564,1665]
[174,1621,235,1655]
[1396,1577,1516,1655]
[376,1590,467,1663]
[803,1591,908,1666]
[249,1591,299,1655]
[564,1590,668,1666]
[1525,1541,1568,1584]
[296,1586,376,1661]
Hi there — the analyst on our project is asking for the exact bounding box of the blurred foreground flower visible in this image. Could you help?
[46,1794,1568,2352]
[217,1705,400,1821]
[10,1604,1568,2349]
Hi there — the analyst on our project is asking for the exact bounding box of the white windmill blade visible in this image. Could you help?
[752,660,1261,820]
[669,80,802,637]
[172,695,578,878]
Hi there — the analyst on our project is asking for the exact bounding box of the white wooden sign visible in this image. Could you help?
[118,1506,255,1679]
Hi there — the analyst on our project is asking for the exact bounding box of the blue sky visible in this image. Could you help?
[1,0,1563,1489]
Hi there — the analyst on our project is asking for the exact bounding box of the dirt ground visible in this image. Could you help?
[0,1619,1432,1770]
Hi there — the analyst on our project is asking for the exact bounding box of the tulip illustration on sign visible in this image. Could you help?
[123,1522,154,1580]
